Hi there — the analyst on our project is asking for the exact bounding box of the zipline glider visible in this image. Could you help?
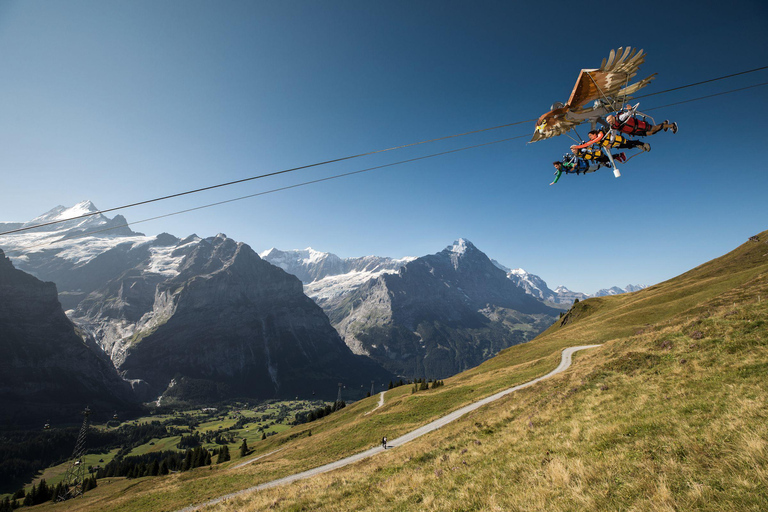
[537,47,679,184]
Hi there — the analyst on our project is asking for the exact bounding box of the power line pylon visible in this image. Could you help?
[56,406,91,501]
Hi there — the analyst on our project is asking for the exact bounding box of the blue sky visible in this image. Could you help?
[1,0,767,293]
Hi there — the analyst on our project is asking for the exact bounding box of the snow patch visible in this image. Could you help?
[55,200,99,221]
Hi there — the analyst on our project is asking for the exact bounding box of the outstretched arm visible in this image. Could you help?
[571,131,605,150]
[550,170,562,185]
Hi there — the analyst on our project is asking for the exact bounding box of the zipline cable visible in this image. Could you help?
[2,134,530,255]
[2,65,767,238]
[643,81,768,111]
[5,77,768,256]
[0,119,535,236]
[634,65,768,100]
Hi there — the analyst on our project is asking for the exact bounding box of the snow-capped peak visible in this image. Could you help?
[56,200,100,220]
[303,247,329,265]
[447,238,474,255]
[259,247,278,258]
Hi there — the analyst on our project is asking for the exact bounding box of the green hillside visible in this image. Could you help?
[29,231,768,512]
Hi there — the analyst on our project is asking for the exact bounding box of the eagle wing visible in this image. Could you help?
[566,47,655,109]
[531,47,656,142]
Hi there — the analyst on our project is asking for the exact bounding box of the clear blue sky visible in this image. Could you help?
[1,0,767,293]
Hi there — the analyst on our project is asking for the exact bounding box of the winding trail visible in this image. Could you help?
[178,344,601,511]
[364,391,386,416]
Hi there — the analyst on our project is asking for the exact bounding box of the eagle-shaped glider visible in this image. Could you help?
[531,47,656,142]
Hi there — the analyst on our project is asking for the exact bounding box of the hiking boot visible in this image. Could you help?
[643,143,651,152]
[671,122,678,134]
[618,152,627,162]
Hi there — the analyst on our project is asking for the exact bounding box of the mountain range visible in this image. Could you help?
[265,240,560,377]
[0,201,646,419]
[0,202,393,413]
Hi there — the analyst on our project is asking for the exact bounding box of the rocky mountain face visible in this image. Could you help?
[1,203,392,406]
[260,247,412,284]
[325,240,559,379]
[0,200,146,311]
[491,260,644,304]
[594,285,647,296]
[71,234,392,403]
[260,247,414,312]
[0,249,135,427]
[552,285,591,304]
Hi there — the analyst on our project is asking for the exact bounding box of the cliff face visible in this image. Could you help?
[0,250,135,427]
[330,240,559,379]
[73,235,392,403]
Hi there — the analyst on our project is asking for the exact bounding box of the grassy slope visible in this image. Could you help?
[32,231,768,511]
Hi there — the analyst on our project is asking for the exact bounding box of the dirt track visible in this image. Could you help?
[179,344,601,511]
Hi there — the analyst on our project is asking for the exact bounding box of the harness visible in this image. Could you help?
[611,115,652,136]
[580,148,603,161]
[599,132,630,149]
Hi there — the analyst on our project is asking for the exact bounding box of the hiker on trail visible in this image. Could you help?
[382,436,387,449]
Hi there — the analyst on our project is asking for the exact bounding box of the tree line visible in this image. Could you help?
[293,401,346,425]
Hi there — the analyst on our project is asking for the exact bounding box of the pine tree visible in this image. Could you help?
[183,450,193,471]
[193,447,205,468]
[159,459,169,475]
[261,432,266,441]
[24,485,35,506]
[217,445,230,463]
[37,479,50,502]
[52,483,63,503]
[240,438,249,457]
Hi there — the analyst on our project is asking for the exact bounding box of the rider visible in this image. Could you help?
[550,155,599,185]
[606,104,677,136]
[572,145,626,164]
[571,129,648,154]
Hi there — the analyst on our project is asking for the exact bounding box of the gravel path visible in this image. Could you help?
[178,344,601,511]
[364,391,386,416]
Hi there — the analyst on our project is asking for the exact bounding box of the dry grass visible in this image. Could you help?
[33,231,768,512]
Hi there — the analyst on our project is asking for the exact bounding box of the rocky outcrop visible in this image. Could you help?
[329,240,559,379]
[260,247,411,285]
[0,250,135,427]
[73,235,392,403]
